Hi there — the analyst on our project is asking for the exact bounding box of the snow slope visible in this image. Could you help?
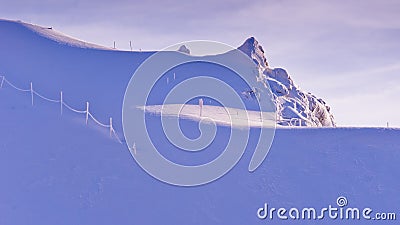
[0,20,399,225]
[0,19,154,137]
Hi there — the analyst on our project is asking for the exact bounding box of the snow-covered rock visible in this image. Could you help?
[239,37,336,127]
[237,37,268,68]
[177,45,190,54]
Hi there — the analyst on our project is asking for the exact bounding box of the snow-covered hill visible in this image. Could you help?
[0,20,398,225]
[0,20,334,128]
[239,37,336,127]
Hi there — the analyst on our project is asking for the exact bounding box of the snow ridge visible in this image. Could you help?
[14,20,110,50]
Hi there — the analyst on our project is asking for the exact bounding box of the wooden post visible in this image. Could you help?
[113,41,116,49]
[0,76,4,88]
[30,82,34,106]
[199,98,203,117]
[109,117,113,137]
[85,102,89,125]
[60,91,63,115]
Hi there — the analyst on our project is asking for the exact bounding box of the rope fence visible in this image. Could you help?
[0,74,311,141]
[0,75,122,144]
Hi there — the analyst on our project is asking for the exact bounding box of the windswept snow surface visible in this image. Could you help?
[0,20,399,225]
[139,104,276,128]
[21,20,110,50]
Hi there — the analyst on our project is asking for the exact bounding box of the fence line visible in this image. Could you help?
[33,89,60,103]
[0,74,309,140]
[62,101,87,114]
[3,78,30,92]
[0,75,122,144]
[88,112,110,128]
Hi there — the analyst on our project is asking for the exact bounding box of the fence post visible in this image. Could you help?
[0,76,4,88]
[109,117,113,137]
[30,82,34,106]
[60,91,63,115]
[199,98,204,117]
[85,102,89,125]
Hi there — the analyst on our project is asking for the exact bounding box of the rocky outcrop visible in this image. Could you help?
[239,37,335,127]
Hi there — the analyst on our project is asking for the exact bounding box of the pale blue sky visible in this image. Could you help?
[1,0,399,127]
